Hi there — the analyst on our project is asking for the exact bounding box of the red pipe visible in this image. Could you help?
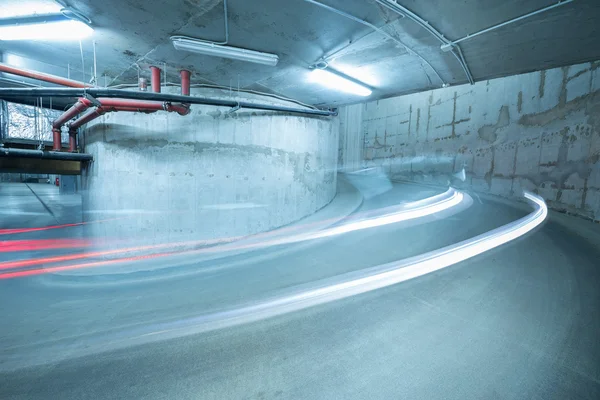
[0,62,92,88]
[180,70,190,96]
[95,98,189,115]
[96,98,166,110]
[102,106,158,113]
[52,100,90,129]
[52,129,62,151]
[70,108,108,129]
[69,105,159,129]
[68,129,77,152]
[165,103,190,115]
[150,66,161,93]
[68,96,191,129]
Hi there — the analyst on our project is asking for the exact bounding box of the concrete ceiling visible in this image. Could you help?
[1,0,599,107]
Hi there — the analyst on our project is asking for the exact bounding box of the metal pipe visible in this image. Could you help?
[0,62,93,88]
[96,98,188,115]
[93,40,98,84]
[301,0,444,86]
[69,107,108,129]
[221,0,229,45]
[80,97,185,113]
[180,70,191,96]
[373,0,474,84]
[102,106,158,113]
[52,129,62,151]
[172,0,229,47]
[69,102,186,129]
[105,105,161,112]
[52,100,90,129]
[68,129,77,152]
[440,0,574,49]
[165,102,190,115]
[0,147,93,161]
[96,98,165,110]
[0,88,337,116]
[150,66,161,93]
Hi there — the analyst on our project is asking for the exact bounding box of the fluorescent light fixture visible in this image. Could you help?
[309,68,372,97]
[0,19,93,41]
[0,8,93,42]
[2,2,62,18]
[171,36,279,66]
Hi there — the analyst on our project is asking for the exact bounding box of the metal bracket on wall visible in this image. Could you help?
[82,93,101,107]
[227,103,241,114]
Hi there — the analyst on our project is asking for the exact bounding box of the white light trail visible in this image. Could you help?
[4,192,547,370]
[305,189,463,240]
[191,188,465,255]
[129,192,548,340]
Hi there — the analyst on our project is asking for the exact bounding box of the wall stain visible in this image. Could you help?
[539,70,546,98]
[408,105,412,136]
[569,67,592,81]
[558,67,569,107]
[520,90,599,127]
[435,118,470,130]
[484,147,495,188]
[478,105,509,143]
[426,92,433,142]
[451,91,457,138]
[344,63,600,219]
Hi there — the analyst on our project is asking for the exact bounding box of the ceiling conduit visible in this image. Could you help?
[0,88,337,116]
[439,0,575,51]
[373,0,475,84]
[301,0,445,87]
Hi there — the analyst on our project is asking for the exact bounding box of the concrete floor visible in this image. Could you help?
[0,182,82,231]
[1,181,599,399]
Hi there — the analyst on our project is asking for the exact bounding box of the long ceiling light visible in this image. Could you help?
[0,9,93,41]
[171,36,279,66]
[309,68,372,97]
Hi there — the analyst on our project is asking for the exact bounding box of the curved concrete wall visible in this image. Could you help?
[339,60,600,221]
[82,89,338,241]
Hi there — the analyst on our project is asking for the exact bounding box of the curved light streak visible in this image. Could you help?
[0,239,91,253]
[303,188,463,241]
[119,192,548,341]
[0,193,547,369]
[0,188,466,277]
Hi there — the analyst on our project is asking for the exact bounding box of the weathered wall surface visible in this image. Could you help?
[82,89,338,242]
[339,61,600,220]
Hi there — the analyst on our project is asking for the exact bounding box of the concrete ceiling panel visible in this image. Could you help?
[0,0,599,106]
